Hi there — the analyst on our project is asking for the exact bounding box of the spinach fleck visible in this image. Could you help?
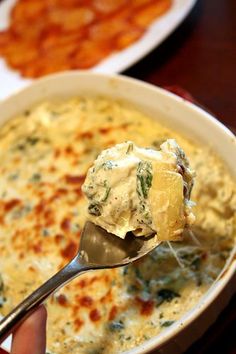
[27,136,40,145]
[0,274,4,292]
[179,249,203,271]
[122,266,129,276]
[0,275,6,308]
[0,295,6,308]
[15,136,40,151]
[108,320,125,332]
[102,161,115,170]
[136,161,153,199]
[160,320,175,327]
[11,204,32,219]
[86,349,105,354]
[101,181,111,202]
[71,223,80,233]
[191,256,202,271]
[41,228,50,237]
[156,289,180,305]
[8,172,19,181]
[29,173,42,183]
[126,142,134,154]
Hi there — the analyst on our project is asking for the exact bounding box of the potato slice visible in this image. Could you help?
[149,162,185,241]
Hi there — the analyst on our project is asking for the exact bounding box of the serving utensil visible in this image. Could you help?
[0,221,159,342]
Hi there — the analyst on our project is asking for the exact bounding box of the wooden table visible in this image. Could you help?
[0,0,235,353]
[125,0,236,353]
[125,0,236,130]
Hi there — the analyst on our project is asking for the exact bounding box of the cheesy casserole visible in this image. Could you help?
[0,97,235,354]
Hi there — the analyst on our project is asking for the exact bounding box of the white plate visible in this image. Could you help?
[0,72,235,354]
[0,0,197,99]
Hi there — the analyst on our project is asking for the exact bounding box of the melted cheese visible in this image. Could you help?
[82,139,195,240]
[0,97,235,354]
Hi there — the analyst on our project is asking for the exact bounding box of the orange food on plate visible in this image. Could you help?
[0,0,172,78]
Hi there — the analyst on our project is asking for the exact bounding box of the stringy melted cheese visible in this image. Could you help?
[0,97,235,354]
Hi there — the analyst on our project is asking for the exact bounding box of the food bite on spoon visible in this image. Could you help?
[82,139,195,243]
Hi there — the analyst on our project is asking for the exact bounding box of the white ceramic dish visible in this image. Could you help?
[0,0,197,100]
[0,72,235,354]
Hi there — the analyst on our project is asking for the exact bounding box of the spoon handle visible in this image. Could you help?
[0,254,91,343]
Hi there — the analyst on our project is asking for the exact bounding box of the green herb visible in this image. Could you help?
[11,204,32,219]
[27,136,40,145]
[85,184,96,199]
[143,334,149,340]
[16,143,26,151]
[134,268,150,293]
[15,136,40,151]
[160,320,175,327]
[190,255,202,271]
[136,161,153,199]
[127,284,138,294]
[179,249,203,271]
[139,290,151,302]
[102,187,111,202]
[125,336,132,341]
[135,267,143,280]
[8,172,19,181]
[102,161,114,170]
[108,320,125,332]
[88,203,102,216]
[41,228,50,237]
[0,275,6,308]
[0,295,6,308]
[111,279,116,286]
[0,274,4,292]
[194,272,202,286]
[126,142,134,154]
[86,349,105,354]
[30,173,42,183]
[71,223,80,233]
[156,289,180,305]
[1,191,7,198]
[122,266,129,276]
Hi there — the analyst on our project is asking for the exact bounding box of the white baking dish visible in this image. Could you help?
[0,72,235,354]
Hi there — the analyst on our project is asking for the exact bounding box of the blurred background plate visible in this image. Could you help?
[0,0,197,99]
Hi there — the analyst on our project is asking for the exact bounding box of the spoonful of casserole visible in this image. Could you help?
[0,139,195,342]
[82,139,195,241]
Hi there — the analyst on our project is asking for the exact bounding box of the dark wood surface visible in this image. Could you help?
[0,0,235,353]
[183,294,236,354]
[125,0,236,353]
[125,0,236,130]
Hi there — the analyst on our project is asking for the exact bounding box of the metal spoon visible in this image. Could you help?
[0,221,160,342]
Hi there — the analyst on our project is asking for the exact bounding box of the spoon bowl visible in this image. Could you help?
[0,221,160,343]
[80,221,160,266]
